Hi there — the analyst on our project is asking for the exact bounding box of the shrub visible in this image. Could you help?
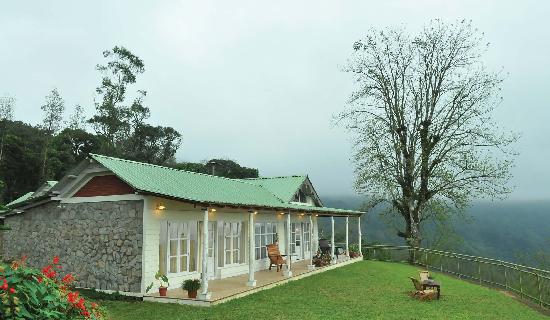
[0,256,105,319]
[312,251,332,267]
[182,279,201,292]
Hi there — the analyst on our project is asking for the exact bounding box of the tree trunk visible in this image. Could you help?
[405,221,421,264]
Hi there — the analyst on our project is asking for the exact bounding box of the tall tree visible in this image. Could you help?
[338,20,517,252]
[40,88,65,181]
[67,104,87,130]
[89,46,181,164]
[0,94,15,163]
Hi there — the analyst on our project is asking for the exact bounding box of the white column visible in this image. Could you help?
[307,215,315,270]
[247,211,256,287]
[345,216,349,258]
[358,215,363,256]
[330,216,335,262]
[283,212,293,277]
[198,208,211,300]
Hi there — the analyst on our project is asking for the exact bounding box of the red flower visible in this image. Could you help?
[53,256,60,265]
[76,297,86,310]
[91,302,98,309]
[37,276,43,283]
[82,310,90,318]
[62,273,75,284]
[67,291,79,304]
[9,287,15,294]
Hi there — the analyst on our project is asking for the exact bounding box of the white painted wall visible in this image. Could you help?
[140,196,319,293]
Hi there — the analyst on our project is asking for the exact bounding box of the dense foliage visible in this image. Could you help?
[0,256,105,319]
[171,159,259,179]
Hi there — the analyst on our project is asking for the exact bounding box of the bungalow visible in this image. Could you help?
[0,154,364,300]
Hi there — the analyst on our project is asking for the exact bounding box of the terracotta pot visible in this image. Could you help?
[188,290,198,299]
[159,287,168,296]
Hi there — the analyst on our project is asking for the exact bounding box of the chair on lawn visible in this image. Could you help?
[318,239,343,259]
[266,244,287,272]
[419,270,430,282]
[409,277,437,301]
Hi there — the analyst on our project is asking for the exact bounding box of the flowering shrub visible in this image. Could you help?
[0,256,105,319]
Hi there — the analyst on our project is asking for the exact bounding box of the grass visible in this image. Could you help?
[101,261,547,319]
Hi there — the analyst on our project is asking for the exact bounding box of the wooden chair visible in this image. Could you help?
[266,244,287,272]
[409,277,437,301]
[318,239,342,258]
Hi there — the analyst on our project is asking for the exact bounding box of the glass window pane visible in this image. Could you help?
[180,256,188,272]
[225,251,231,265]
[255,224,261,234]
[180,223,187,239]
[233,250,238,263]
[169,223,178,239]
[255,248,261,260]
[170,257,177,273]
[224,223,230,236]
[255,235,260,247]
[170,240,178,256]
[180,239,187,255]
[233,237,238,249]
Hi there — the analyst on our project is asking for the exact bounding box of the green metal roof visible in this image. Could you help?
[90,154,363,216]
[237,176,307,202]
[6,192,34,208]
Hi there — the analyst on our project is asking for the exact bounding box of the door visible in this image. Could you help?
[291,222,303,260]
[206,221,216,279]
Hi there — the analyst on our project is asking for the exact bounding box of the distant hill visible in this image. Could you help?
[320,195,550,267]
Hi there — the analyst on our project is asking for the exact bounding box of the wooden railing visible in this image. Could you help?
[362,244,550,309]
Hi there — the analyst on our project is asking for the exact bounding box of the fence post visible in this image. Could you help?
[425,251,428,269]
[519,270,523,299]
[537,274,542,307]
[478,259,482,284]
[440,253,443,272]
[457,255,461,279]
[373,248,376,260]
[503,263,508,290]
[412,248,416,264]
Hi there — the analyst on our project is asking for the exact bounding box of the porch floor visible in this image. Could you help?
[144,256,362,306]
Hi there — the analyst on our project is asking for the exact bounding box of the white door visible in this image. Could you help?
[291,223,303,260]
[207,221,216,279]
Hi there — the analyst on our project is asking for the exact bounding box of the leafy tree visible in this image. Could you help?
[89,46,181,164]
[39,88,65,181]
[338,20,517,252]
[47,128,105,180]
[0,94,15,163]
[171,159,259,179]
[0,121,45,202]
[67,104,87,130]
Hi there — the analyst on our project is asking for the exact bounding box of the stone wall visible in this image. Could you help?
[1,200,143,292]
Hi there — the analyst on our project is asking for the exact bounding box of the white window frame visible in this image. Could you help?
[224,222,242,266]
[254,222,278,260]
[303,222,311,253]
[167,221,191,275]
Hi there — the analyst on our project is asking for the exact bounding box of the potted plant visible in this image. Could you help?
[145,270,170,296]
[349,243,361,258]
[182,279,201,298]
[312,251,332,267]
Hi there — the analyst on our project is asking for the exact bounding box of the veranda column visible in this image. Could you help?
[198,208,211,300]
[330,216,336,263]
[283,212,293,277]
[247,210,257,287]
[345,216,349,259]
[358,215,363,256]
[307,214,315,270]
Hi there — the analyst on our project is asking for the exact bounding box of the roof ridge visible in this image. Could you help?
[242,175,307,180]
[89,153,288,201]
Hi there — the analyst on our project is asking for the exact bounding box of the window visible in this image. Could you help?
[303,222,311,253]
[254,222,278,260]
[161,221,198,275]
[224,222,241,265]
[290,223,302,255]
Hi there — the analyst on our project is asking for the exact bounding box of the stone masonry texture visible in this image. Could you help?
[1,200,143,292]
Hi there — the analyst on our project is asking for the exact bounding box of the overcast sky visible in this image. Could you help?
[1,1,549,200]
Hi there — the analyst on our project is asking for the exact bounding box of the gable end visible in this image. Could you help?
[73,175,135,197]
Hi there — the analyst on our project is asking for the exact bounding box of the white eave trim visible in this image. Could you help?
[57,194,144,204]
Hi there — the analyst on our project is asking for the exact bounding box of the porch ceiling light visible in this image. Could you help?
[156,203,166,210]
[279,212,285,215]
[254,211,258,215]
[211,208,217,212]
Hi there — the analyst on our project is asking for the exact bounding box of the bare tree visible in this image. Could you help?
[0,94,15,162]
[67,104,87,130]
[338,20,517,252]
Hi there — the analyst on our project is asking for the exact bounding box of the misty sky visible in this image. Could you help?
[1,1,549,200]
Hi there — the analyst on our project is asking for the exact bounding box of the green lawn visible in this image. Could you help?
[102,261,547,319]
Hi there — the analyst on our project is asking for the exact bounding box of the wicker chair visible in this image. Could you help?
[409,277,437,301]
[266,244,287,272]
